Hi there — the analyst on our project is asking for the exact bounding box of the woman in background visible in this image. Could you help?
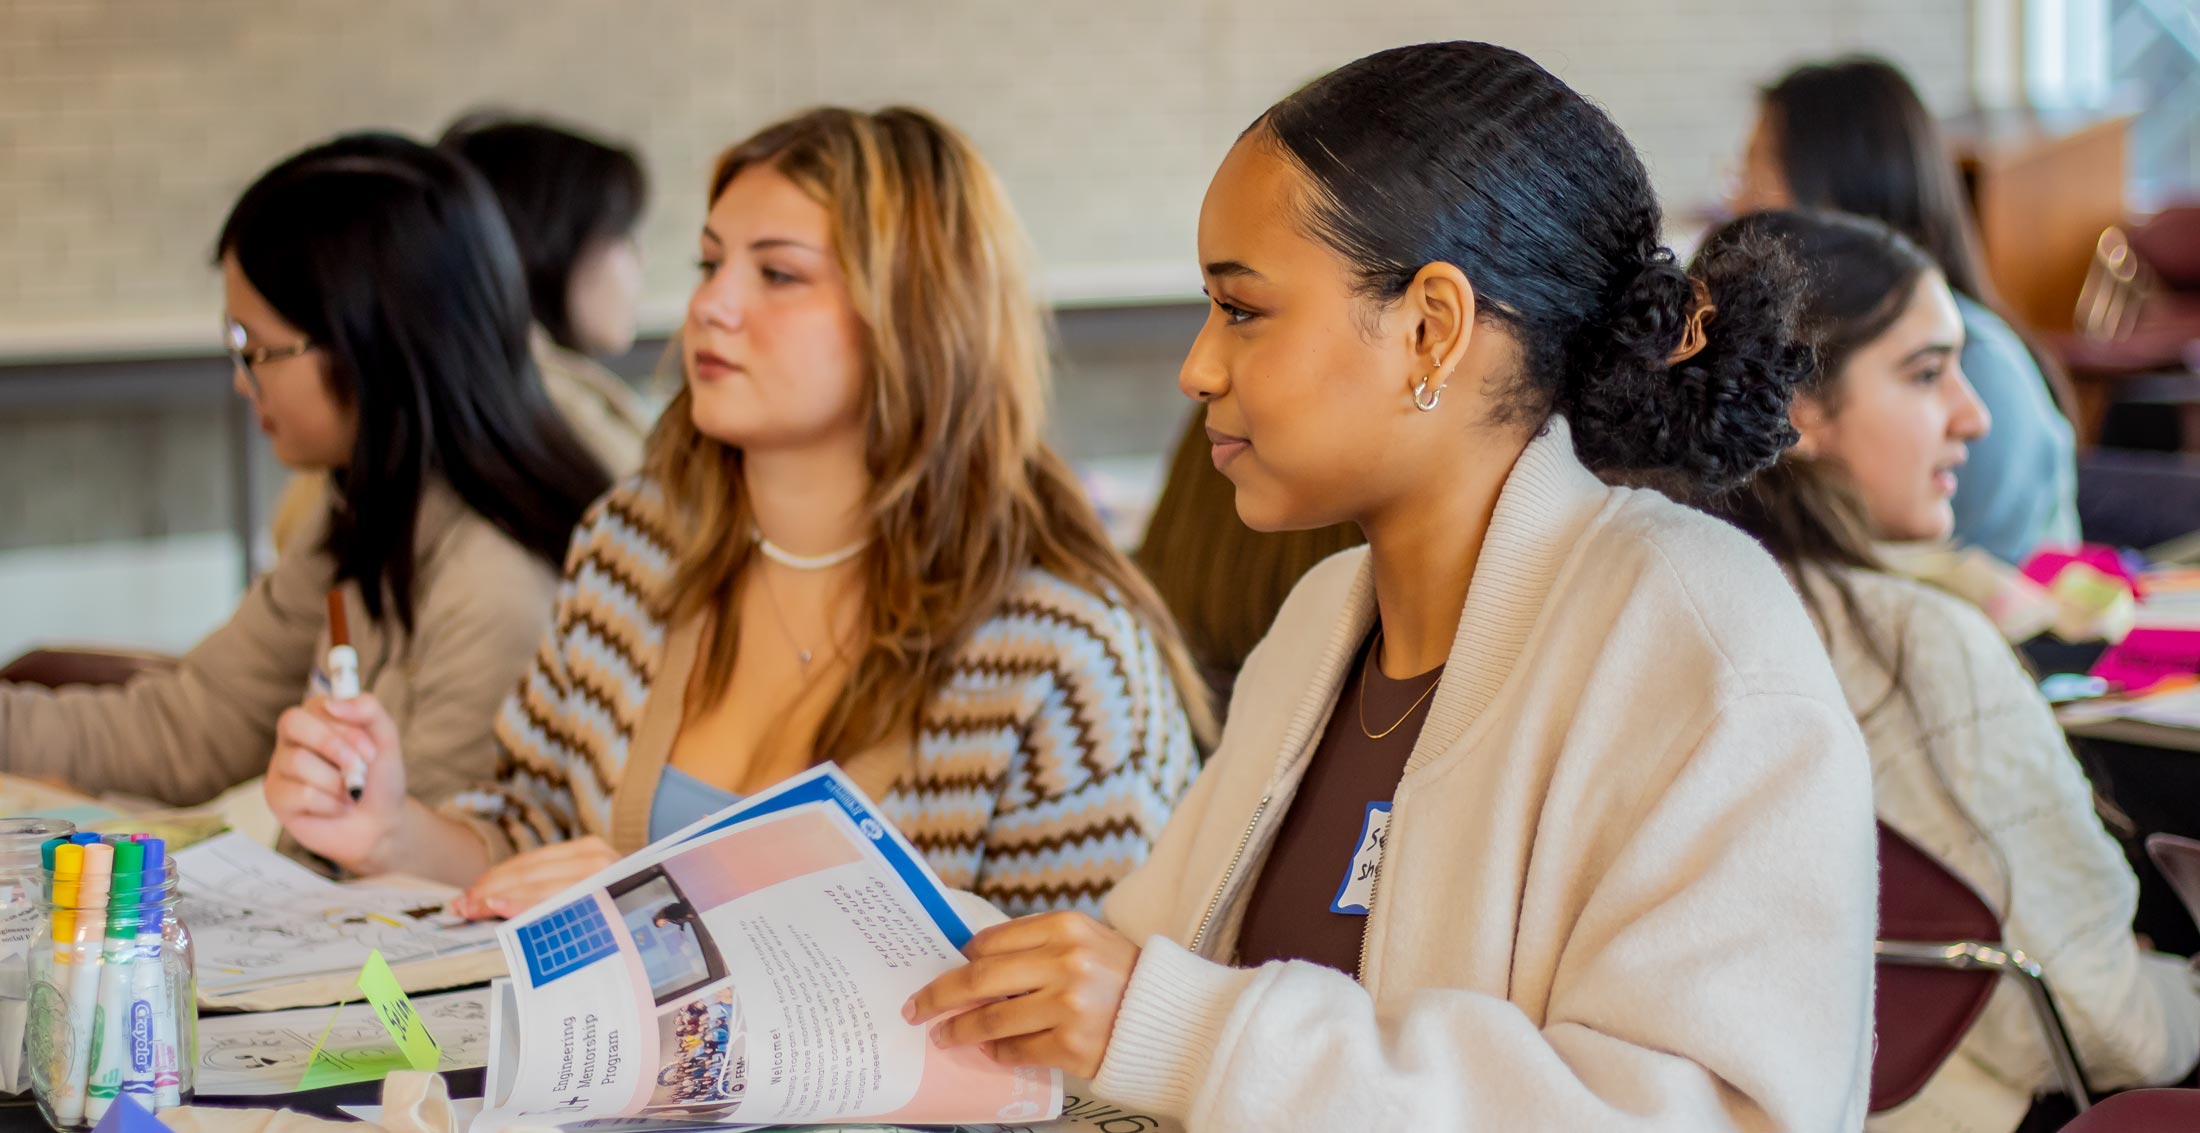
[265,107,1209,920]
[439,113,655,472]
[1700,209,2200,1133]
[270,115,652,549]
[1733,56,2079,566]
[0,134,608,807]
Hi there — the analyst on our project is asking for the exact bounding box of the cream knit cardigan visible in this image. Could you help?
[1808,567,2200,1133]
[1094,419,1881,1131]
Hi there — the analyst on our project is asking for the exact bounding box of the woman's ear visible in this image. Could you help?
[1789,392,1831,458]
[1406,262,1476,393]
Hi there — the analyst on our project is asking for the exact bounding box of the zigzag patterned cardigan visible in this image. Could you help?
[444,479,1202,916]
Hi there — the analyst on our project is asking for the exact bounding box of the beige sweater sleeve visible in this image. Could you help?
[0,535,332,806]
[384,524,560,808]
[1881,584,2200,1094]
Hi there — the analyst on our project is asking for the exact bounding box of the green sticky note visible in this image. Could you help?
[358,950,440,1072]
[297,998,413,1092]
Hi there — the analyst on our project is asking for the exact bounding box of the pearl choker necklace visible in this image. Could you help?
[754,532,870,571]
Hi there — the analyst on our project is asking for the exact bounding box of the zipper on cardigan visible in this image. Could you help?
[1355,820,1387,983]
[1190,795,1270,957]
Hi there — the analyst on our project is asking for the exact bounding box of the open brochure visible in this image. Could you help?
[474,765,1063,1131]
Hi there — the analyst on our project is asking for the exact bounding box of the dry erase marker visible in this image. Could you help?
[83,840,142,1123]
[327,589,365,800]
[51,841,111,1126]
[132,836,178,1113]
[126,839,171,1110]
[45,844,83,1112]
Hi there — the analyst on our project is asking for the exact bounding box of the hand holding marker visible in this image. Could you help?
[327,589,365,801]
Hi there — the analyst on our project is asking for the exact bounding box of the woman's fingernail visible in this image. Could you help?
[901,997,916,1023]
[930,1025,949,1049]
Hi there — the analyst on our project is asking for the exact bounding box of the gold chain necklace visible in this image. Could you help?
[1357,628,1443,740]
[755,561,851,672]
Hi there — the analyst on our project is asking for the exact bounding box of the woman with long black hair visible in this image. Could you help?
[1733,57,2080,566]
[0,133,610,808]
[268,116,653,550]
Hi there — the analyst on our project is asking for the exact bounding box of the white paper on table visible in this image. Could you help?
[338,1098,484,1129]
[176,833,499,996]
[2118,684,2200,729]
[195,988,492,1096]
[345,1099,757,1132]
[341,1086,1183,1132]
[2058,683,2200,730]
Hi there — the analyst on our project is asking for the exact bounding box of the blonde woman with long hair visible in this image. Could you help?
[264,107,1211,919]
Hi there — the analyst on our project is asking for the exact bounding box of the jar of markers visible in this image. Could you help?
[29,833,195,1128]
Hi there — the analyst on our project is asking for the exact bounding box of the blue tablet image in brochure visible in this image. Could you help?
[515,897,622,987]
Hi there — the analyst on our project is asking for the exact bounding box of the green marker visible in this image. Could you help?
[82,839,143,1124]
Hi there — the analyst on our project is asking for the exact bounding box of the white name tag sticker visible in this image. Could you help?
[1329,801,1391,915]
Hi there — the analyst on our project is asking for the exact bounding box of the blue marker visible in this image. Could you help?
[130,840,178,1110]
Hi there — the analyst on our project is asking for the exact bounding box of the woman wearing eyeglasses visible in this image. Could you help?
[0,133,609,811]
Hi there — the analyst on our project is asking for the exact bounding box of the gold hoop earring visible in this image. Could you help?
[1413,375,1442,413]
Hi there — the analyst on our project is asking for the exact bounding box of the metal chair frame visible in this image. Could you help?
[1874,938,2094,1114]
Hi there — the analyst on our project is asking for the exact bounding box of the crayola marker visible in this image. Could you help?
[43,842,82,1099]
[83,839,143,1123]
[129,839,178,1109]
[51,841,110,1126]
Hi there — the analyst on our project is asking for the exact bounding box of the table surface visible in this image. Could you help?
[6,1068,488,1130]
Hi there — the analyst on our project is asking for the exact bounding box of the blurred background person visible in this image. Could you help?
[1732,56,2080,566]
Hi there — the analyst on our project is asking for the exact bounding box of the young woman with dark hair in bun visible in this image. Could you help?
[1699,209,2199,1133]
[908,41,1878,1130]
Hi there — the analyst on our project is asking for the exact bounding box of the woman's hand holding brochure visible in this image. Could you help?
[904,910,1140,1079]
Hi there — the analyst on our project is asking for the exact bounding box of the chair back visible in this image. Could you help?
[2144,833,2200,934]
[0,648,178,689]
[2128,206,2200,291]
[1872,821,2004,1113]
[2056,1088,2200,1132]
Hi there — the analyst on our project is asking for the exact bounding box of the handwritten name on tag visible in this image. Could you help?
[1329,802,1391,916]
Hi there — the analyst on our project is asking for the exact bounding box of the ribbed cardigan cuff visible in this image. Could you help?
[1094,936,1260,1119]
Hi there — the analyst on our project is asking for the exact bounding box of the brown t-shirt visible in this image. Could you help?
[1233,629,1443,978]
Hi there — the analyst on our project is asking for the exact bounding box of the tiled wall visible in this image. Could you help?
[0,0,1975,355]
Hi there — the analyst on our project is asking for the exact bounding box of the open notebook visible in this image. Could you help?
[177,832,503,1011]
